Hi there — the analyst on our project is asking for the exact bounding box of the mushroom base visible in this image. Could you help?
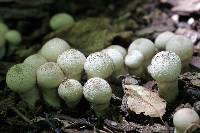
[65,100,81,109]
[157,80,178,103]
[91,103,110,117]
[129,66,144,78]
[0,46,5,59]
[19,86,40,109]
[42,88,60,109]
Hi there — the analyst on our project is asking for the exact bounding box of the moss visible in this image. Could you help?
[45,18,133,55]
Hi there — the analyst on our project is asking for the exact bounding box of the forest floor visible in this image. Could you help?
[0,0,200,132]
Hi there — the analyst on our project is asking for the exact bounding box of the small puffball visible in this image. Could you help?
[24,54,47,69]
[148,51,181,82]
[84,52,114,79]
[166,35,193,62]
[83,77,112,104]
[6,63,36,93]
[128,38,156,62]
[41,38,70,62]
[173,108,199,133]
[37,62,64,89]
[102,48,124,71]
[155,31,175,50]
[5,30,21,45]
[125,50,144,69]
[58,79,83,105]
[57,49,86,79]
[0,22,8,36]
[106,45,127,57]
[50,13,75,30]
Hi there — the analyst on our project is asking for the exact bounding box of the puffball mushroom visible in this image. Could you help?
[37,62,65,108]
[128,38,156,66]
[125,50,145,77]
[0,36,5,59]
[84,52,114,79]
[102,48,125,76]
[24,54,47,69]
[83,77,112,117]
[50,13,75,30]
[58,79,83,108]
[148,51,181,103]
[166,35,193,68]
[0,22,8,36]
[57,49,86,80]
[155,31,175,50]
[5,30,21,45]
[173,108,199,133]
[41,38,70,62]
[106,45,127,57]
[6,63,39,108]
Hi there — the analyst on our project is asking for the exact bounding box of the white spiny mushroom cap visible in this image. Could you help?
[148,51,181,82]
[128,38,156,61]
[84,52,114,79]
[37,62,64,89]
[106,45,127,57]
[58,79,83,103]
[173,108,199,133]
[6,63,36,93]
[24,54,47,69]
[57,49,86,78]
[125,50,144,69]
[102,48,124,71]
[166,35,193,62]
[155,31,175,50]
[41,38,70,62]
[83,77,112,104]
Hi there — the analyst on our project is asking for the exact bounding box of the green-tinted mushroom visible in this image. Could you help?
[50,13,75,30]
[83,77,112,117]
[41,38,70,62]
[24,54,47,69]
[155,31,175,50]
[57,49,86,80]
[5,30,21,45]
[128,38,156,66]
[173,108,199,133]
[58,79,83,108]
[6,63,39,108]
[0,22,9,36]
[148,51,181,103]
[37,62,64,108]
[166,35,193,69]
[84,52,114,79]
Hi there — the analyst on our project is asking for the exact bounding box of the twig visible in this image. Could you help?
[10,106,32,124]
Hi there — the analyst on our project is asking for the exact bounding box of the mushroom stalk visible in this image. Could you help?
[41,88,60,108]
[91,103,110,117]
[157,80,178,102]
[19,86,40,108]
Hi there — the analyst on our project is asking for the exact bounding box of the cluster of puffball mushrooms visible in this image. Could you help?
[5,30,200,131]
[0,22,22,59]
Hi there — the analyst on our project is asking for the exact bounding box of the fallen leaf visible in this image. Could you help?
[175,28,200,43]
[161,0,200,13]
[124,85,166,118]
[190,56,200,69]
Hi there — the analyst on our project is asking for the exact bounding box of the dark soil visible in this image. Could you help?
[0,0,200,132]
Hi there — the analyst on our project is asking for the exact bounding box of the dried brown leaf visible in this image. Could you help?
[125,85,166,118]
[190,56,200,69]
[161,0,200,13]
